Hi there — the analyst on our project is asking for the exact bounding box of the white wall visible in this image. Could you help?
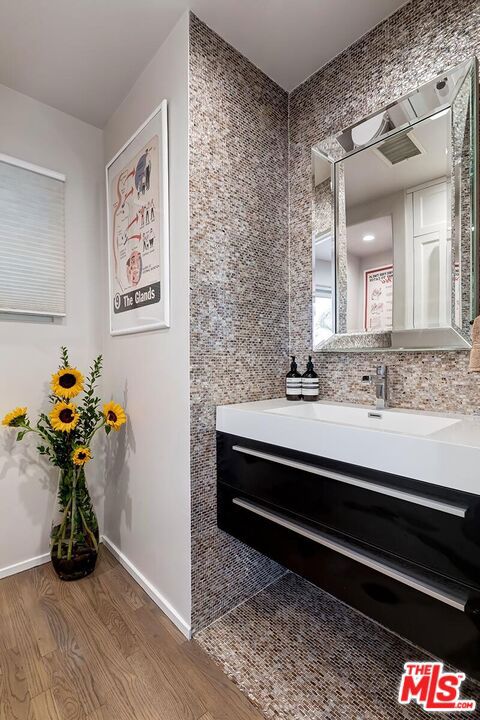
[315,259,332,288]
[348,191,406,329]
[0,83,104,573]
[347,253,361,332]
[102,13,191,633]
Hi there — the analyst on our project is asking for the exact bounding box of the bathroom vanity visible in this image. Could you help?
[217,399,480,679]
[216,56,480,680]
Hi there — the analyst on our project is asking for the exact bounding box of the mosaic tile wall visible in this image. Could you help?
[196,573,480,720]
[190,2,480,716]
[289,0,480,412]
[189,14,289,631]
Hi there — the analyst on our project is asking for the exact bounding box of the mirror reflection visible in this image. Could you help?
[311,58,477,352]
[312,155,334,344]
[313,230,334,343]
[342,110,450,334]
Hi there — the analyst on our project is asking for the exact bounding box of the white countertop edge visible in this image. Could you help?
[216,399,480,496]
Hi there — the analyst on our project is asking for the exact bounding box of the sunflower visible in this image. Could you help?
[51,367,84,399]
[72,446,92,466]
[2,407,28,427]
[49,402,79,433]
[103,401,127,431]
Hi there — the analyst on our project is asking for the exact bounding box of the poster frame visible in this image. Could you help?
[106,100,169,336]
[364,264,393,332]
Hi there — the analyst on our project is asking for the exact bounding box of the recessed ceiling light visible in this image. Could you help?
[363,234,375,242]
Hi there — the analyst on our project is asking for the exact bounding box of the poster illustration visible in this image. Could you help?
[106,101,169,335]
[364,265,393,332]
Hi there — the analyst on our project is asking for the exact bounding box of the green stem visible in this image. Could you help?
[84,418,106,445]
[19,424,52,444]
[78,507,98,551]
[67,470,78,561]
[56,496,72,558]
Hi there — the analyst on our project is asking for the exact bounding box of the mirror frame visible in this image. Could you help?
[312,58,478,353]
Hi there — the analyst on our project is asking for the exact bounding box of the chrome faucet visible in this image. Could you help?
[362,365,388,410]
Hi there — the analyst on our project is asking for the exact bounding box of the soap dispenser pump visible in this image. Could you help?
[302,356,319,402]
[286,356,302,401]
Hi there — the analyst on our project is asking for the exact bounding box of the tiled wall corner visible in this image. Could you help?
[189,14,289,631]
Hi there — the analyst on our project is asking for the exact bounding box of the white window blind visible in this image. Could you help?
[0,154,66,316]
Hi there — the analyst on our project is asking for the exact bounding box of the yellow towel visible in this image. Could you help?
[469,316,480,372]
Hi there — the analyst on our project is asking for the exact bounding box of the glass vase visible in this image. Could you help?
[50,466,99,581]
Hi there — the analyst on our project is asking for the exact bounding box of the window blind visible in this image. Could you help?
[0,154,66,316]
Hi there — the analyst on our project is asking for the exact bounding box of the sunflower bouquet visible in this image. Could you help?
[2,347,126,580]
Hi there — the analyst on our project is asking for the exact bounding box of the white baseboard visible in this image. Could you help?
[0,539,191,641]
[0,551,50,581]
[101,535,191,639]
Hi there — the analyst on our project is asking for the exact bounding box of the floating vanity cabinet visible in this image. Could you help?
[217,429,480,680]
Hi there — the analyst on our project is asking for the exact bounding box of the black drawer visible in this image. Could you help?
[218,482,480,681]
[217,432,480,591]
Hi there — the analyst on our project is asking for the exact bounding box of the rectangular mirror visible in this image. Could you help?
[312,58,478,352]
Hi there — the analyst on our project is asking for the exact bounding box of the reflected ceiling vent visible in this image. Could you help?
[375,130,424,165]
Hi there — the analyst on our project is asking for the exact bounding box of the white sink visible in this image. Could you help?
[267,402,460,437]
[216,398,480,495]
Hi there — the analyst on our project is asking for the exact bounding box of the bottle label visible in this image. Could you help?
[286,378,301,395]
[302,378,319,396]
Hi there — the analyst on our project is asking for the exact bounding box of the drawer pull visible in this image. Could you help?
[232,497,467,611]
[232,445,468,518]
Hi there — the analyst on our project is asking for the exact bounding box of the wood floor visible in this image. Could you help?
[0,546,264,720]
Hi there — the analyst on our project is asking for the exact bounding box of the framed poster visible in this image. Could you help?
[364,265,393,332]
[106,100,169,335]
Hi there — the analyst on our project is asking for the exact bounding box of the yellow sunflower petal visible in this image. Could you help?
[51,367,84,399]
[2,407,28,427]
[103,401,127,431]
[72,446,92,466]
[49,401,79,433]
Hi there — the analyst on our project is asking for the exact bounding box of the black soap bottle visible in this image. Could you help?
[286,356,302,401]
[302,356,319,402]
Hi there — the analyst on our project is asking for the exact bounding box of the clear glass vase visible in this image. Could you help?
[50,466,99,581]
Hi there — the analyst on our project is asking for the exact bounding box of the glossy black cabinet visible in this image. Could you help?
[217,431,480,680]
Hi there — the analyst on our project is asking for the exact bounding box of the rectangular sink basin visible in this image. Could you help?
[267,402,460,437]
